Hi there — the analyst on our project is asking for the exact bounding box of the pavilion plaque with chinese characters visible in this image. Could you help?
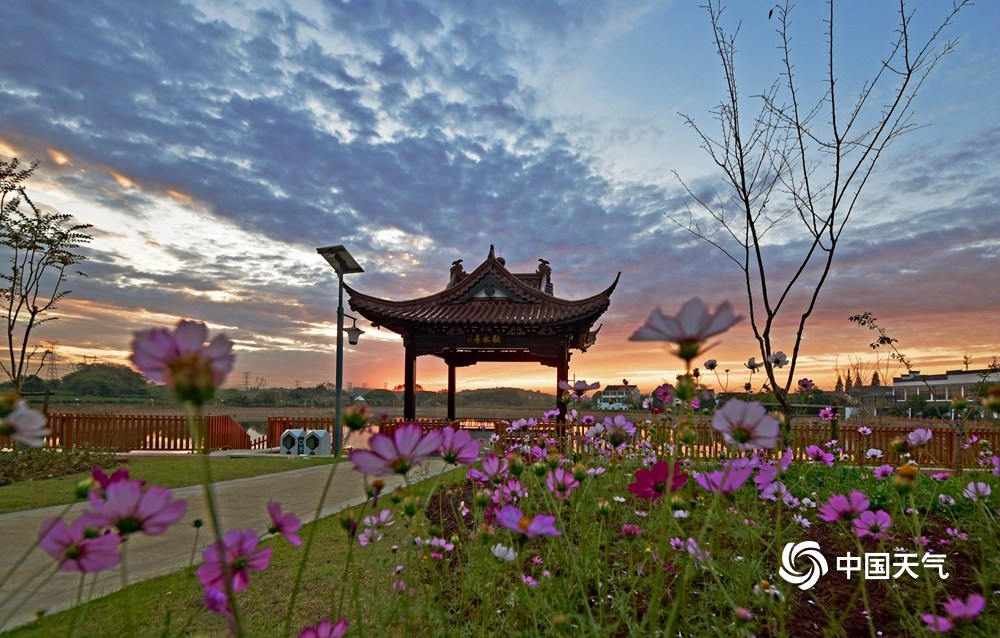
[345,245,618,420]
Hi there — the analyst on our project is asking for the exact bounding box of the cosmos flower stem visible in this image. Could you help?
[283,452,345,636]
[849,534,878,638]
[188,403,245,636]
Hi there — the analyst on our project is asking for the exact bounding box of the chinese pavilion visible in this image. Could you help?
[345,246,619,420]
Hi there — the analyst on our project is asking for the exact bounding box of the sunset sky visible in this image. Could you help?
[2,0,998,398]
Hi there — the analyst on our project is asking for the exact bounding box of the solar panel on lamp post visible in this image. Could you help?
[317,245,364,456]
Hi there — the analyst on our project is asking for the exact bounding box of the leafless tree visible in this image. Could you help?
[672,1,968,439]
[1,158,92,392]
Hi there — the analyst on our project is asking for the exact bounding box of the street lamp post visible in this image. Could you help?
[317,245,364,456]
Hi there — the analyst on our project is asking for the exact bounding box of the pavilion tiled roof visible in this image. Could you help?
[345,246,618,333]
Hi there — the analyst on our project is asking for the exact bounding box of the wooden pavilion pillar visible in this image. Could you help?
[447,363,457,421]
[555,346,569,424]
[403,343,417,420]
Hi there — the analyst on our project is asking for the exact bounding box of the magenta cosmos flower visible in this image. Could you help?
[80,480,186,537]
[267,500,302,546]
[818,490,870,522]
[962,481,991,501]
[694,461,754,496]
[349,423,443,477]
[0,398,49,447]
[712,399,779,451]
[495,505,562,538]
[558,379,601,400]
[907,427,933,447]
[37,517,122,573]
[439,426,479,466]
[853,509,892,539]
[546,467,580,500]
[628,298,743,363]
[628,460,688,499]
[922,592,986,633]
[467,453,509,484]
[299,618,349,638]
[197,528,272,592]
[130,319,235,404]
[805,445,835,466]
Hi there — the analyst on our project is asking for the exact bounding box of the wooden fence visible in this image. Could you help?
[491,417,1000,469]
[5,412,995,468]
[1,413,255,453]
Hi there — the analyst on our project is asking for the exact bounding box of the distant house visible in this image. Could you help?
[598,381,640,410]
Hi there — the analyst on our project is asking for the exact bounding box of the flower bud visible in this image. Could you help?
[474,489,492,508]
[675,375,697,402]
[532,461,548,477]
[571,464,589,482]
[596,498,612,517]
[402,496,421,518]
[75,477,96,500]
[951,395,968,411]
[507,454,525,477]
[891,437,910,454]
[984,384,1000,413]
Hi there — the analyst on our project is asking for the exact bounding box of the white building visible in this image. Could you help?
[892,367,1000,403]
[598,383,640,410]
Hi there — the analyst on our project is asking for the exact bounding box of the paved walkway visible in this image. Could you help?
[0,455,448,633]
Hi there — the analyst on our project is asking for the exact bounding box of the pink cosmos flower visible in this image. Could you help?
[603,414,636,448]
[439,427,479,465]
[267,500,302,546]
[558,379,601,399]
[495,505,562,538]
[546,468,580,500]
[818,407,837,422]
[467,454,509,484]
[91,467,139,492]
[204,588,236,634]
[80,480,186,536]
[627,460,688,499]
[712,399,779,450]
[961,482,991,501]
[907,428,933,447]
[873,465,894,479]
[298,618,349,638]
[805,445,835,466]
[197,528,272,592]
[754,447,793,491]
[130,319,235,404]
[818,490,870,522]
[991,455,999,477]
[0,398,49,447]
[621,524,643,537]
[920,614,954,633]
[348,424,443,477]
[942,593,986,620]
[853,509,892,539]
[37,517,122,573]
[797,378,816,392]
[694,461,754,496]
[628,298,744,362]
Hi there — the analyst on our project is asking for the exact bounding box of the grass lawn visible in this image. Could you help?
[2,467,466,638]
[0,455,338,514]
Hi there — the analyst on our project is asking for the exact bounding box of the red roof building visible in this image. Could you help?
[346,245,618,419]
